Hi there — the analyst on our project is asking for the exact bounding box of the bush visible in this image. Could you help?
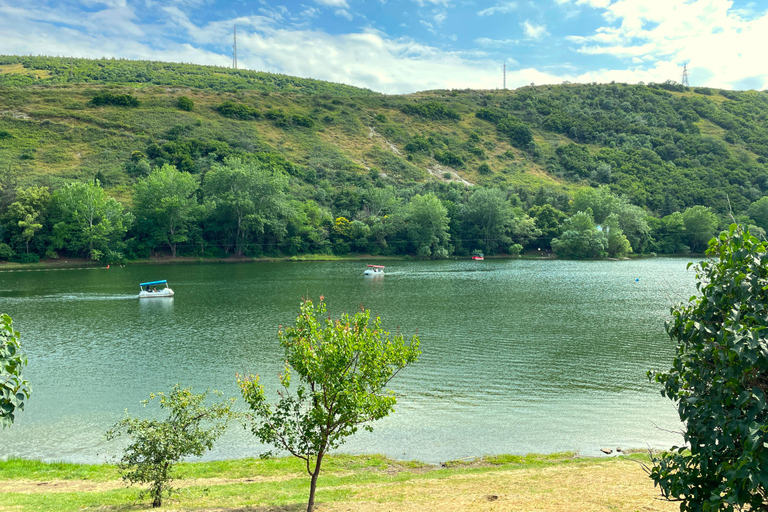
[401,101,460,121]
[0,243,13,260]
[215,100,262,120]
[434,150,464,167]
[13,253,38,264]
[177,96,194,111]
[648,225,768,511]
[88,92,140,107]
[106,386,233,508]
[478,162,492,175]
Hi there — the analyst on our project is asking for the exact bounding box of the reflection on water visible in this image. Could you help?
[0,258,696,463]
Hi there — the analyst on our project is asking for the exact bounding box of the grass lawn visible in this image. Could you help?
[0,453,678,511]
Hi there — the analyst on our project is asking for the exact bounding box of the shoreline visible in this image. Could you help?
[0,251,697,271]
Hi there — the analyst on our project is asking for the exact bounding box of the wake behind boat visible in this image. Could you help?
[364,265,384,276]
[139,280,174,298]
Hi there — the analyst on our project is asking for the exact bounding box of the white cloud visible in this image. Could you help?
[475,37,517,46]
[314,0,349,7]
[335,9,353,20]
[433,11,447,25]
[521,20,547,39]
[477,2,518,16]
[565,0,768,89]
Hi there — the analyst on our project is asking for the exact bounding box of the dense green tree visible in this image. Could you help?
[604,213,632,257]
[528,204,567,250]
[2,186,51,255]
[203,157,288,256]
[133,164,200,257]
[551,210,608,258]
[650,212,689,254]
[463,188,513,254]
[649,225,768,511]
[747,196,768,232]
[238,298,420,512]
[106,386,233,508]
[0,314,30,428]
[362,186,399,217]
[682,205,719,253]
[404,193,451,258]
[571,186,621,224]
[50,181,131,261]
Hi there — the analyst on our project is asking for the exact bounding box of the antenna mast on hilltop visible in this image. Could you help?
[681,61,690,87]
[503,62,506,90]
[233,25,238,69]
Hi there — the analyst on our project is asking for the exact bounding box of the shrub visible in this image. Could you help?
[106,386,233,508]
[401,101,460,121]
[0,243,13,260]
[88,92,140,107]
[478,162,492,175]
[215,100,262,120]
[648,225,768,511]
[177,96,194,111]
[434,150,464,167]
[13,253,38,264]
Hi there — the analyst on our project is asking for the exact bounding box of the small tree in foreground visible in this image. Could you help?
[0,314,31,428]
[106,386,234,508]
[238,297,420,512]
[649,225,768,511]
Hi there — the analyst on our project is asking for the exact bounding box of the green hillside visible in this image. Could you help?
[1,55,768,262]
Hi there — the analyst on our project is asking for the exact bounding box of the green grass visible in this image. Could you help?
[0,452,659,512]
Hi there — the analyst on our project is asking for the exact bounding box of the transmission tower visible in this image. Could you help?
[232,25,238,69]
[681,62,689,87]
[503,62,506,90]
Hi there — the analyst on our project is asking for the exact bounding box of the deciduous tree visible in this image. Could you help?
[133,164,200,257]
[649,225,768,511]
[238,298,420,512]
[106,386,233,508]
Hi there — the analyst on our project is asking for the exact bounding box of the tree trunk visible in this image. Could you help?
[307,452,325,512]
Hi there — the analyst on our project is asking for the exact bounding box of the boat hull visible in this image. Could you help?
[139,289,174,298]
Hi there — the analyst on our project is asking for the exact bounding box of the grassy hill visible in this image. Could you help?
[2,55,768,261]
[2,55,768,213]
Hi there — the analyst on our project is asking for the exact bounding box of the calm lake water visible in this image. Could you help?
[0,258,697,464]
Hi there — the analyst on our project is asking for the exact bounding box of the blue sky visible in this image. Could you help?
[1,0,767,93]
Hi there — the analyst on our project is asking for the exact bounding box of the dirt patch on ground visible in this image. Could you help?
[0,474,306,495]
[316,460,677,512]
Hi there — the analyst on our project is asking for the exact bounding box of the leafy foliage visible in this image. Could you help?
[0,314,30,428]
[238,297,420,512]
[216,100,262,120]
[176,96,194,111]
[401,101,460,120]
[105,385,233,508]
[88,92,139,108]
[649,225,768,512]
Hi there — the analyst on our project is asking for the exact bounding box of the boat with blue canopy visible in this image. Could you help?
[139,280,174,298]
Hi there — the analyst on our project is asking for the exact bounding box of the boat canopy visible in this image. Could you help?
[366,265,385,268]
[139,280,168,286]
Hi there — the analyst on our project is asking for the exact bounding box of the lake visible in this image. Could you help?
[0,257,697,464]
